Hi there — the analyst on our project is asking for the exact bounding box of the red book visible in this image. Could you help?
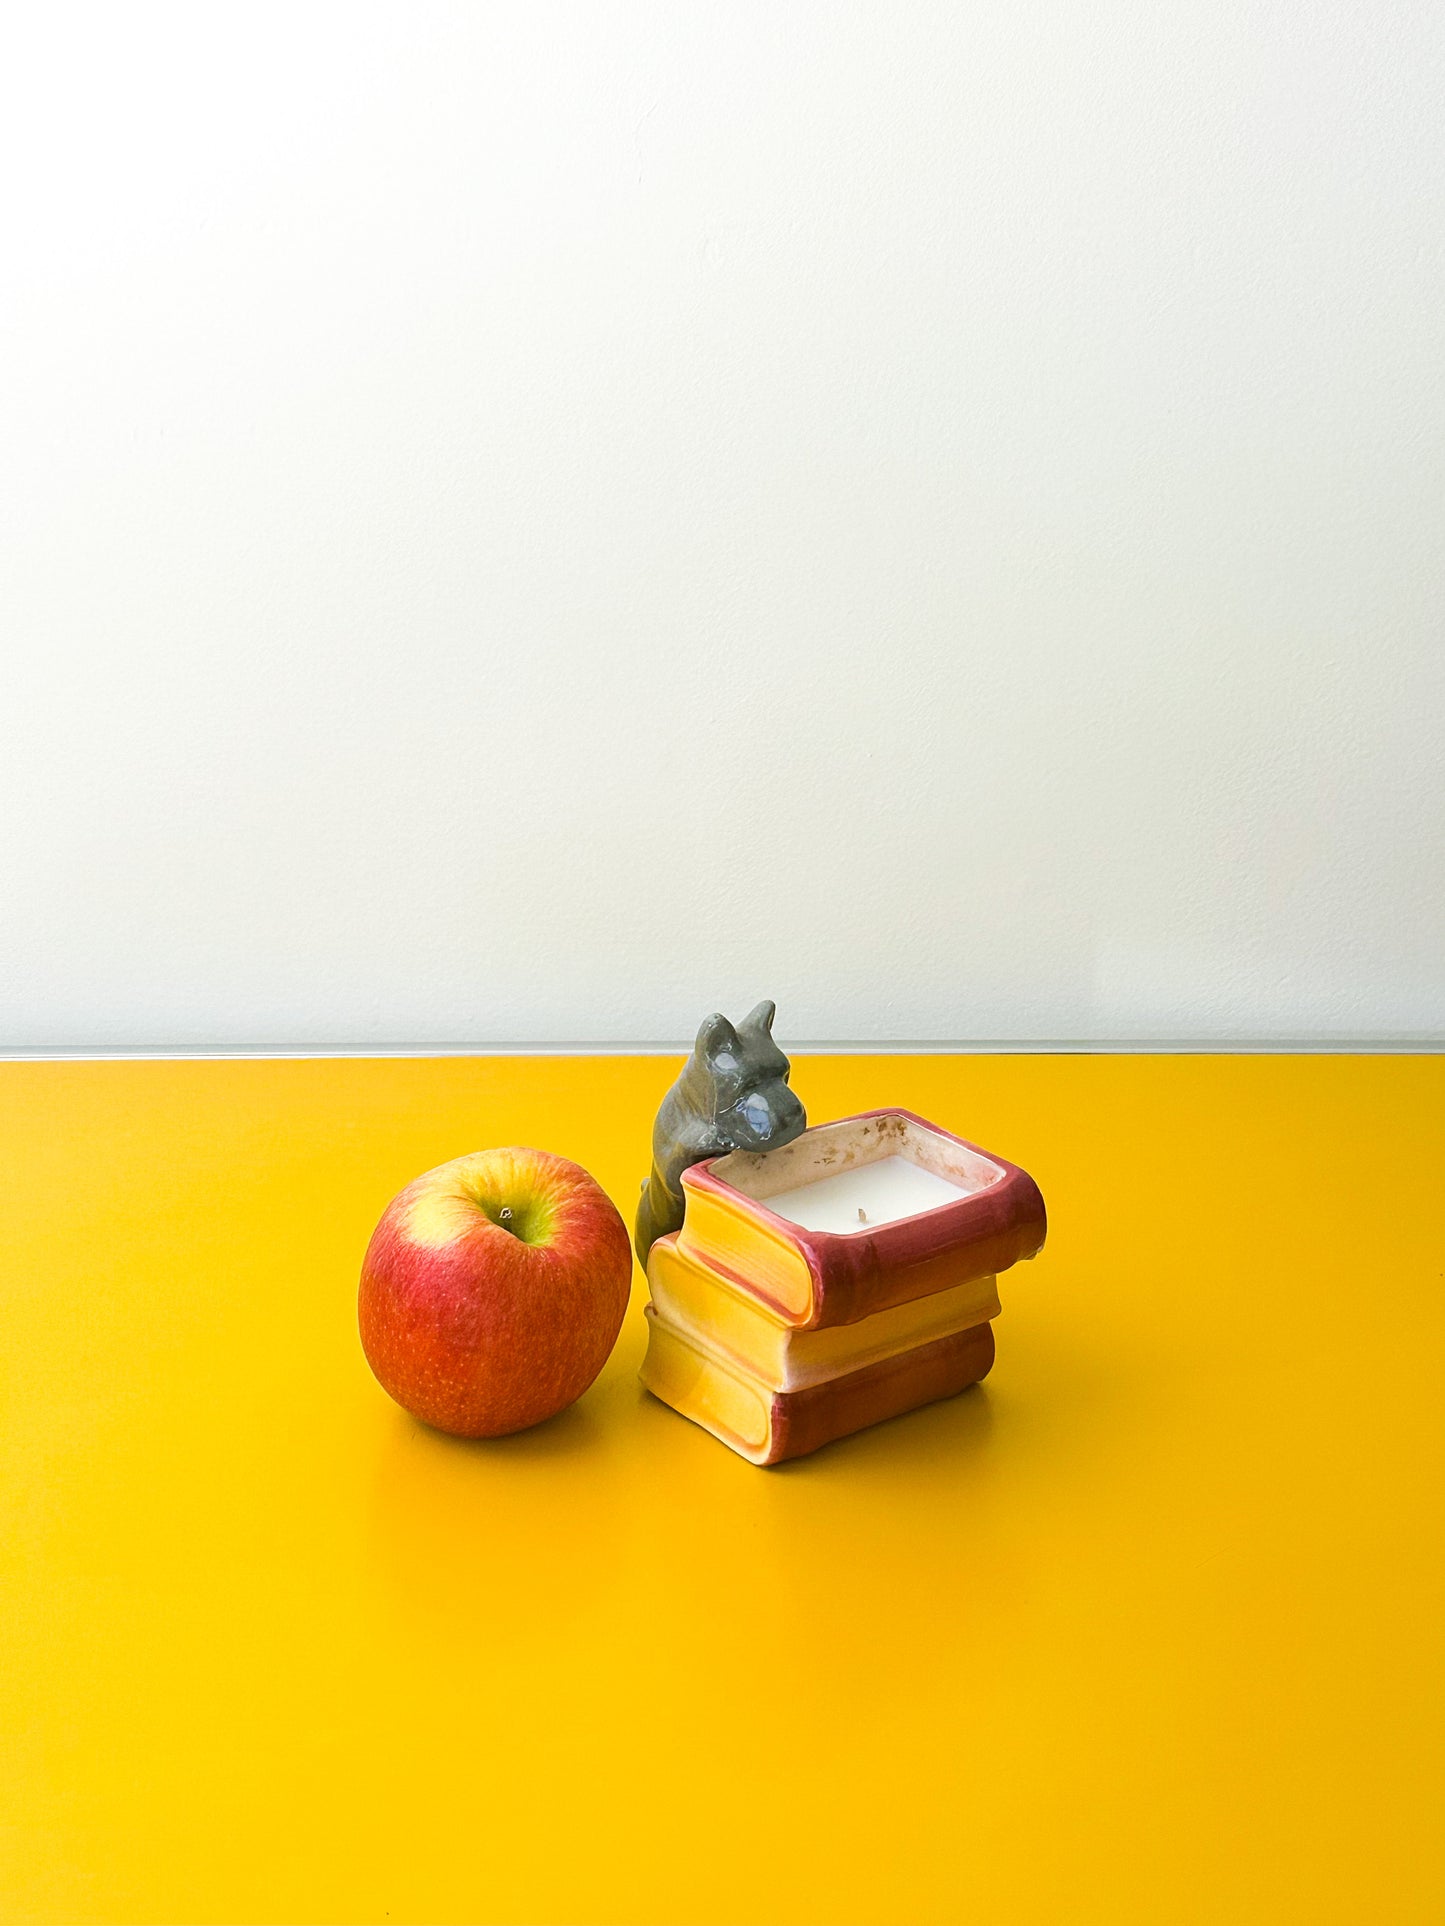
[675,1108,1045,1330]
[639,1310,996,1467]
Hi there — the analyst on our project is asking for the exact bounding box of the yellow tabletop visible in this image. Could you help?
[2,1054,1441,1925]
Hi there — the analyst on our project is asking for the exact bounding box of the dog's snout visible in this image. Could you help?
[737,1083,806,1145]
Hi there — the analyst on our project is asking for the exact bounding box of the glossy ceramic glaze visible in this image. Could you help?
[634,998,806,1265]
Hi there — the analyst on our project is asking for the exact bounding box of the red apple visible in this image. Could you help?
[359,1147,633,1437]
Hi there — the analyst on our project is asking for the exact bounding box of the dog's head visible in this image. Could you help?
[691,1000,806,1153]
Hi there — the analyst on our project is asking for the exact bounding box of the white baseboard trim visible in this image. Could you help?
[1,1039,1441,1061]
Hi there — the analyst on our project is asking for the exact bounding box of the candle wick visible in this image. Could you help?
[857,1207,867,1222]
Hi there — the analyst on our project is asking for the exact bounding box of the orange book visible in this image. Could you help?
[646,1230,1000,1392]
[676,1109,1046,1328]
[639,1311,995,1467]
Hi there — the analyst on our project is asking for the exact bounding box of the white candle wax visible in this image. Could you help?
[762,1155,972,1236]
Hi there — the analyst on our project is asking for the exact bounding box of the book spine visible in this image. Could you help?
[675,1183,818,1323]
[803,1169,1046,1328]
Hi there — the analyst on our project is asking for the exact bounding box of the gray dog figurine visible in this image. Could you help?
[635,1000,807,1267]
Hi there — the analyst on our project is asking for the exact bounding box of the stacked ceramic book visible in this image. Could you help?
[639,1108,1047,1465]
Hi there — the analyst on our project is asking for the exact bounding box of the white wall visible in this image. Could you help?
[3,2,1442,1047]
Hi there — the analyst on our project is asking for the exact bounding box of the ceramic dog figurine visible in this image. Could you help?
[635,1000,806,1267]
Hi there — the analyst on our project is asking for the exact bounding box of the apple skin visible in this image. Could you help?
[359,1147,633,1437]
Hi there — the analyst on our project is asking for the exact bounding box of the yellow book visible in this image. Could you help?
[640,1311,996,1467]
[646,1232,999,1393]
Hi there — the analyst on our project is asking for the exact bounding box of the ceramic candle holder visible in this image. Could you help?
[684,1110,1046,1328]
[639,1105,1047,1466]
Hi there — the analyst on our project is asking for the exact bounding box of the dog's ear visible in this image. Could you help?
[695,1012,740,1062]
[741,999,776,1037]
